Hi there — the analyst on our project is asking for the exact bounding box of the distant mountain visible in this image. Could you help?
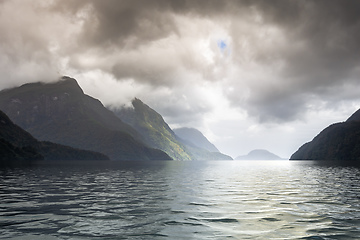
[290,109,360,161]
[113,98,232,160]
[180,143,233,161]
[0,110,108,164]
[173,127,219,153]
[0,77,171,161]
[235,149,285,160]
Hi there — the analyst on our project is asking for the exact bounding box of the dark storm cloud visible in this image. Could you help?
[224,0,360,122]
[62,1,360,105]
[53,0,182,49]
[1,0,360,123]
[276,0,360,80]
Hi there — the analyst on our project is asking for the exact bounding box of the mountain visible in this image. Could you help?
[0,77,171,161]
[113,98,232,160]
[0,110,108,164]
[346,108,360,122]
[0,138,43,164]
[173,127,219,153]
[113,98,191,160]
[179,143,232,161]
[290,109,360,161]
[173,127,232,160]
[235,149,285,160]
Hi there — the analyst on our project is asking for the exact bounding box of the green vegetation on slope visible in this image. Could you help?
[114,98,232,160]
[114,98,192,160]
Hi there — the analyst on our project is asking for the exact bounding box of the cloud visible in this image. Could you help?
[1,0,360,157]
[52,0,180,50]
[0,0,85,88]
[219,0,360,122]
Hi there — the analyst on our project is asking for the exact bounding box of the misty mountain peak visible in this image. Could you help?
[1,76,84,98]
[57,76,84,94]
[113,98,232,160]
[0,78,170,161]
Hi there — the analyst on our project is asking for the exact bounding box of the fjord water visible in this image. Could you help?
[0,161,359,240]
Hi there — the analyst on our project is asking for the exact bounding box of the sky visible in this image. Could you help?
[1,0,360,158]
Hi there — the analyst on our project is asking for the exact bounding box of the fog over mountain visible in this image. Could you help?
[0,78,171,161]
[113,98,231,160]
[236,149,284,161]
[1,0,360,157]
[173,127,219,153]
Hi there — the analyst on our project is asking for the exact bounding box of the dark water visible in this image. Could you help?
[0,160,359,240]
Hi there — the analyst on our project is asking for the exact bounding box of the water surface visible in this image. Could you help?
[0,160,359,239]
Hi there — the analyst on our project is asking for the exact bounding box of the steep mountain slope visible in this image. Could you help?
[290,109,360,161]
[346,108,360,122]
[236,149,285,160]
[173,127,219,153]
[0,110,108,162]
[0,77,171,161]
[113,98,232,160]
[113,98,192,160]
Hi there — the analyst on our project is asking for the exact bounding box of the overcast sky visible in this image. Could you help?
[1,0,360,158]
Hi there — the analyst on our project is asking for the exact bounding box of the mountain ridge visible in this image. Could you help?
[173,127,219,153]
[113,98,232,160]
[290,108,360,161]
[0,77,171,161]
[113,98,193,160]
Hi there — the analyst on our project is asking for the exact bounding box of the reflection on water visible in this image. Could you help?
[0,160,359,239]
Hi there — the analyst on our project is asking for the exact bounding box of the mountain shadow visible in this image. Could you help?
[113,98,232,160]
[0,109,108,166]
[290,109,360,161]
[0,77,171,161]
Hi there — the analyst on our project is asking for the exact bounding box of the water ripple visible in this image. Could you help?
[0,161,359,239]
